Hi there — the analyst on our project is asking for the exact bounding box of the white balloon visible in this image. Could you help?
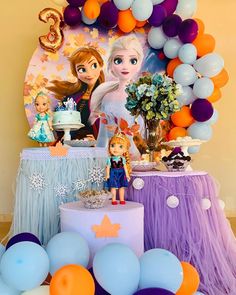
[176,0,197,20]
[218,199,225,210]
[201,198,211,210]
[178,43,197,65]
[173,64,198,86]
[132,178,145,190]
[50,0,68,7]
[82,9,97,25]
[193,53,224,78]
[151,0,164,4]
[177,86,196,106]
[167,195,179,208]
[148,26,168,49]
[131,0,153,21]
[163,38,182,59]
[193,77,214,98]
[113,0,134,10]
[22,286,49,295]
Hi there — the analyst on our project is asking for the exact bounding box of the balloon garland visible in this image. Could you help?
[40,0,228,153]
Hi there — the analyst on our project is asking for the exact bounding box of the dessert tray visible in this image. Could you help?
[64,139,97,147]
[131,161,158,172]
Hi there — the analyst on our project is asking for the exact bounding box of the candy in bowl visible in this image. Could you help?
[131,161,158,172]
[78,190,111,209]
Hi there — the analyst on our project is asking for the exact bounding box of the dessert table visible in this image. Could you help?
[12,147,107,245]
[126,170,236,295]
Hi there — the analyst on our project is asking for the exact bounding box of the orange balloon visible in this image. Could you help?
[171,106,194,128]
[194,18,205,35]
[176,262,200,295]
[83,0,100,20]
[211,68,229,88]
[168,127,187,140]
[166,58,182,78]
[118,10,136,33]
[207,87,222,103]
[50,264,95,295]
[98,0,108,4]
[192,34,215,57]
[136,20,147,28]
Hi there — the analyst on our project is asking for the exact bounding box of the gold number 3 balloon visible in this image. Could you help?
[39,8,64,53]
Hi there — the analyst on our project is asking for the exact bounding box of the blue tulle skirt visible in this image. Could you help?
[106,168,128,189]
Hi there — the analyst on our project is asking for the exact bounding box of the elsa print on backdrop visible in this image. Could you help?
[90,35,144,160]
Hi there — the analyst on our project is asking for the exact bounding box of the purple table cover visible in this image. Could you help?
[126,171,236,295]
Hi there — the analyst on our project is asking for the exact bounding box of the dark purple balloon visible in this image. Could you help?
[133,288,175,295]
[148,5,167,27]
[89,268,110,295]
[6,232,41,250]
[64,5,82,27]
[162,14,182,37]
[160,0,178,16]
[178,19,198,43]
[67,0,85,7]
[191,99,214,122]
[98,2,118,29]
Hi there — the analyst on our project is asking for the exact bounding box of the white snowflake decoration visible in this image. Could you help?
[29,173,46,191]
[73,179,87,192]
[88,167,105,185]
[54,184,69,198]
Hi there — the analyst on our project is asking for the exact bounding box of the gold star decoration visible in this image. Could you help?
[92,215,121,238]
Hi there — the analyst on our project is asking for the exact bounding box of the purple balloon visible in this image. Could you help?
[67,0,85,7]
[191,99,214,122]
[178,19,198,43]
[64,5,82,27]
[6,232,41,250]
[98,1,118,29]
[89,268,110,295]
[160,0,178,16]
[148,5,167,27]
[133,288,175,295]
[162,14,182,37]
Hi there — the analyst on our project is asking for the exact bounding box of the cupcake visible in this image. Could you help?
[162,147,191,172]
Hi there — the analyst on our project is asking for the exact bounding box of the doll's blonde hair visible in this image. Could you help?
[34,92,53,117]
[108,133,131,175]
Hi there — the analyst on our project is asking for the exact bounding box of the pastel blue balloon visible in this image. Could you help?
[93,243,140,295]
[0,275,21,295]
[46,232,89,275]
[194,292,205,295]
[188,145,201,154]
[139,248,183,293]
[193,77,214,98]
[193,53,224,77]
[148,27,168,49]
[177,86,196,106]
[0,242,49,291]
[113,0,133,10]
[164,38,182,59]
[205,109,218,125]
[82,9,97,25]
[0,244,5,262]
[178,43,197,64]
[151,0,164,4]
[132,0,153,21]
[187,122,212,140]
[173,64,198,86]
[176,0,197,19]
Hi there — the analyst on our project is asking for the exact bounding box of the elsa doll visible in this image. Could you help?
[90,35,144,160]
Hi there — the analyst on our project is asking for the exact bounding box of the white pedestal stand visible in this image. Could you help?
[53,123,84,141]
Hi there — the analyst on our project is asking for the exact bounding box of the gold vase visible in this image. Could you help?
[145,119,161,162]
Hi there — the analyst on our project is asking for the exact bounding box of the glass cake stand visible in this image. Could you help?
[53,123,85,141]
[162,138,206,156]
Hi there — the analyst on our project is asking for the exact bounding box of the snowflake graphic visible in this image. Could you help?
[54,184,69,198]
[88,167,105,186]
[73,179,87,192]
[29,173,46,191]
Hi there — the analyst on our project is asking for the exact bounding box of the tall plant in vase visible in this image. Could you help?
[125,72,182,161]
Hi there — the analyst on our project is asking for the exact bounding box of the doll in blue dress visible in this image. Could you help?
[28,92,55,146]
[105,133,131,205]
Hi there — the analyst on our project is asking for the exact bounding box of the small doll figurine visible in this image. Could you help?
[28,92,55,146]
[105,133,132,205]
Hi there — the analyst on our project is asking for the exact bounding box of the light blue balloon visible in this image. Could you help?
[194,292,205,295]
[187,122,212,140]
[176,0,197,19]
[188,145,201,154]
[164,38,183,59]
[148,27,168,49]
[0,275,21,295]
[205,109,218,125]
[174,64,198,86]
[151,0,164,4]
[178,43,197,64]
[46,232,90,275]
[132,0,153,21]
[93,243,140,295]
[81,9,97,25]
[193,53,224,78]
[193,77,214,98]
[177,86,196,106]
[113,0,133,10]
[139,248,183,293]
[0,244,5,262]
[0,242,49,291]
